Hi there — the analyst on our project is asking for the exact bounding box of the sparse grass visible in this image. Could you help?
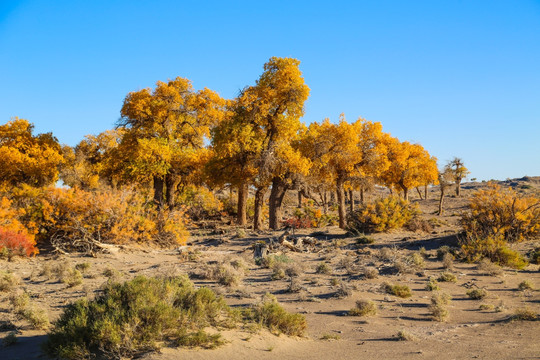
[429,291,451,322]
[409,252,426,269]
[437,271,457,283]
[320,333,341,340]
[330,277,340,286]
[425,278,440,291]
[316,262,332,274]
[518,280,534,291]
[62,268,83,288]
[349,299,377,316]
[9,291,30,312]
[19,306,50,329]
[258,254,292,268]
[271,267,286,280]
[355,234,375,245]
[246,295,307,336]
[479,303,495,311]
[442,253,454,270]
[335,281,353,298]
[176,330,224,349]
[75,262,91,274]
[0,271,19,292]
[396,329,416,341]
[382,282,412,298]
[511,307,537,321]
[477,258,503,276]
[362,267,378,279]
[467,288,488,300]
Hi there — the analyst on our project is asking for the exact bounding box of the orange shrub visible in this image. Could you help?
[461,183,540,242]
[5,185,188,253]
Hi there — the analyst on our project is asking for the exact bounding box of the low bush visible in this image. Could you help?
[511,307,537,321]
[347,196,419,233]
[349,299,377,316]
[437,271,457,283]
[246,295,307,336]
[461,234,528,269]
[316,262,332,275]
[425,278,440,291]
[429,292,451,322]
[176,185,222,220]
[467,288,488,300]
[382,282,412,298]
[44,276,237,359]
[461,184,540,243]
[0,271,19,292]
[477,258,503,276]
[518,280,534,291]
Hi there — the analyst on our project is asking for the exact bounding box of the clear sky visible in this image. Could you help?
[1,0,539,181]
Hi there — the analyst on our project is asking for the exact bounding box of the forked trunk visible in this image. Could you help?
[349,189,354,214]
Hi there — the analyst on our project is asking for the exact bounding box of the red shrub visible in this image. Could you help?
[0,226,38,258]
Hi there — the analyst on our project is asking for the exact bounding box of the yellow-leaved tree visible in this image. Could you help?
[224,57,310,229]
[0,118,64,187]
[115,77,228,209]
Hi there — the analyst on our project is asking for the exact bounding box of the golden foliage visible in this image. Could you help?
[0,118,64,187]
[347,196,419,233]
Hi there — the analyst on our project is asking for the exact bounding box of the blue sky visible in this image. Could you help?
[1,0,539,181]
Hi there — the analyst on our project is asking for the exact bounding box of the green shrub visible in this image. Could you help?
[347,196,419,233]
[20,306,49,329]
[528,247,540,264]
[246,296,307,336]
[44,276,237,359]
[429,292,451,322]
[396,329,416,341]
[349,300,377,316]
[462,237,528,270]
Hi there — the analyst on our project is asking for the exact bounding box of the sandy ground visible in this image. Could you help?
[1,180,539,359]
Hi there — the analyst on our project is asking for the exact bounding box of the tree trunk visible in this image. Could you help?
[424,185,428,200]
[360,188,365,205]
[253,187,267,230]
[349,189,354,214]
[237,182,248,226]
[323,191,328,214]
[337,180,346,229]
[401,185,409,201]
[297,191,302,208]
[456,179,461,197]
[438,189,445,216]
[153,175,165,210]
[416,187,423,200]
[165,174,180,209]
[269,177,288,230]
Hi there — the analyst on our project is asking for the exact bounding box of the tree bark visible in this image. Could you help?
[153,175,165,210]
[297,191,302,208]
[416,187,423,200]
[323,191,328,214]
[424,185,428,200]
[456,179,461,197]
[360,188,365,205]
[165,173,180,209]
[337,179,346,229]
[269,177,288,230]
[401,185,409,201]
[349,189,354,214]
[253,187,267,230]
[237,182,248,226]
[438,188,445,216]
